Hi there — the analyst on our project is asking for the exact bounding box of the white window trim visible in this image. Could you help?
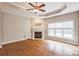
[48,20,74,40]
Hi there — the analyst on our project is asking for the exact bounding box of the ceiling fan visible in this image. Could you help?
[26,2,45,13]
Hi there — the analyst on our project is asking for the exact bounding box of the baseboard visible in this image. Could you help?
[1,38,29,45]
[46,39,78,46]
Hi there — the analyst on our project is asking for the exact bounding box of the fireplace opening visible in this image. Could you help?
[34,32,42,38]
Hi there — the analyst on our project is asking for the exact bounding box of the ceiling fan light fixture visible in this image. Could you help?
[34,9,40,13]
[27,2,46,14]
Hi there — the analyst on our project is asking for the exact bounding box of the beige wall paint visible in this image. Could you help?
[0,11,2,45]
[44,12,79,45]
[0,12,31,44]
[77,12,79,43]
[0,9,79,46]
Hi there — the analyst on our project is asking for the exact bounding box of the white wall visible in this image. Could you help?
[44,11,79,45]
[0,12,31,44]
[31,18,44,30]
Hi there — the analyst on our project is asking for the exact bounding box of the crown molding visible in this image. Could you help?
[0,3,38,19]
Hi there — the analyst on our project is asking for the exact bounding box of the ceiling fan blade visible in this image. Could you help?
[26,8,33,11]
[28,3,35,7]
[39,9,45,12]
[38,4,45,8]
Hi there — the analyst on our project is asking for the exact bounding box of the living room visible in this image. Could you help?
[0,2,79,56]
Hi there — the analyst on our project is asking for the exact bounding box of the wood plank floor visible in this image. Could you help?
[0,39,79,56]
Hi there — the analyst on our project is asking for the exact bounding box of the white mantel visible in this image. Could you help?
[32,29,44,39]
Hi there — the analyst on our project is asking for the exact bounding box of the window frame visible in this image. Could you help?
[48,20,74,40]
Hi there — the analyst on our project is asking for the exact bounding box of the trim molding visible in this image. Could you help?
[46,38,78,46]
[1,38,29,45]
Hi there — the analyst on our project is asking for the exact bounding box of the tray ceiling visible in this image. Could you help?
[1,2,79,18]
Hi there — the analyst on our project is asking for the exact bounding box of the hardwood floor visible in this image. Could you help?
[0,39,79,56]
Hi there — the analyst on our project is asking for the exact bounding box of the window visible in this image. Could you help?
[48,20,74,39]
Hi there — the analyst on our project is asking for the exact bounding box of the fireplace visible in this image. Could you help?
[32,30,44,39]
[34,32,42,38]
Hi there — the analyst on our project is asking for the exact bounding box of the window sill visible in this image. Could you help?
[48,36,74,41]
[47,36,78,45]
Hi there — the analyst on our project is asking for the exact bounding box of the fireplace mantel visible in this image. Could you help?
[31,19,44,40]
[32,29,44,39]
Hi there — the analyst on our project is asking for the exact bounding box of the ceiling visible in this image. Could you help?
[1,2,79,18]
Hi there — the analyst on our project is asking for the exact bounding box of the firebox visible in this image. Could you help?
[34,32,42,38]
